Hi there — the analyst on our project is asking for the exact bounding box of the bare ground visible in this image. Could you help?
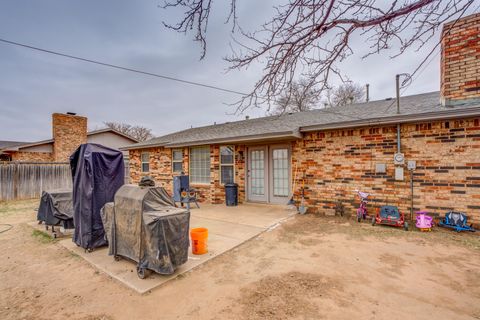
[0,199,479,320]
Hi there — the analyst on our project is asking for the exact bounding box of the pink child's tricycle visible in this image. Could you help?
[355,190,372,223]
[415,211,433,232]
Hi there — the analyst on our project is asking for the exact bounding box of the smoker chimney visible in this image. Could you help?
[441,13,480,106]
[245,115,250,120]
[365,84,370,102]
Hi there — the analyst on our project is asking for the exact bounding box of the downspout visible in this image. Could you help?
[396,74,401,153]
[396,74,413,220]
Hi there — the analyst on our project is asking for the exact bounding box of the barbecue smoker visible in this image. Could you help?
[101,184,190,279]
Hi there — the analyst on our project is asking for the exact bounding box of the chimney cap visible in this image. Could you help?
[66,112,77,115]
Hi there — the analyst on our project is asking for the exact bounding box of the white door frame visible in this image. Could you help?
[269,144,291,204]
[246,144,291,204]
[247,146,268,202]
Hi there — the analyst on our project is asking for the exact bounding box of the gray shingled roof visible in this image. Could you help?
[0,141,31,150]
[122,91,480,149]
[0,128,139,152]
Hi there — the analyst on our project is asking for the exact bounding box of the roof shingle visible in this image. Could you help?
[122,91,480,150]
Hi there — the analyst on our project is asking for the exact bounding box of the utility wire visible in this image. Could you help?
[0,37,367,121]
[1,0,474,122]
[383,1,474,114]
[0,38,249,96]
[406,1,480,91]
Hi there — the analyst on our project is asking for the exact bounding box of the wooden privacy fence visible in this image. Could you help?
[0,162,72,201]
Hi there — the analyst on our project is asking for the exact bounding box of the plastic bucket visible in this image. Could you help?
[190,227,208,255]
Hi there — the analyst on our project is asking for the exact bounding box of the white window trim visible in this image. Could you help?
[172,148,183,173]
[220,145,235,185]
[141,152,150,173]
[189,146,211,185]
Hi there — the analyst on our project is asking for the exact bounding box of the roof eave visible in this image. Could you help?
[88,128,140,143]
[300,106,480,132]
[165,130,302,148]
[2,139,54,151]
[119,142,167,151]
[122,130,302,150]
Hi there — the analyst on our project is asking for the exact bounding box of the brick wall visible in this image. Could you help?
[10,151,54,162]
[129,144,247,204]
[441,13,480,105]
[128,117,480,225]
[52,113,87,162]
[293,117,480,225]
[129,147,174,192]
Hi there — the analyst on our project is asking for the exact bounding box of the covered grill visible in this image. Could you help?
[70,143,125,250]
[37,189,74,237]
[101,185,190,278]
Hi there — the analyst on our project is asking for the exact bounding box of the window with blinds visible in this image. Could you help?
[220,146,234,184]
[172,149,183,173]
[141,152,150,172]
[189,146,210,184]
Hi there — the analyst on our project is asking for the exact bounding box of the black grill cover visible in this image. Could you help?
[70,143,124,250]
[37,189,74,228]
[101,185,190,275]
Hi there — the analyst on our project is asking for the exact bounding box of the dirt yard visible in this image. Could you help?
[1,199,479,320]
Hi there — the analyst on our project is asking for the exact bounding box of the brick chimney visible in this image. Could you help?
[52,113,87,162]
[441,13,480,106]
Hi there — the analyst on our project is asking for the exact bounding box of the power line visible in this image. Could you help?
[407,1,480,90]
[402,0,475,92]
[0,37,367,121]
[384,1,474,114]
[0,38,249,96]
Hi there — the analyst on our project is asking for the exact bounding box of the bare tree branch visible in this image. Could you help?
[325,82,365,107]
[104,122,154,142]
[161,0,474,111]
[269,78,320,115]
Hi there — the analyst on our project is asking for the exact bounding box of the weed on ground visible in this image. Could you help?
[31,229,56,244]
[0,199,38,218]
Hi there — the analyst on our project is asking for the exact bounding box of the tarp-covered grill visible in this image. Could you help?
[70,143,125,250]
[101,185,190,278]
[37,189,74,230]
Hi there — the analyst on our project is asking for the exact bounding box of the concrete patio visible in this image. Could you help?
[59,202,295,294]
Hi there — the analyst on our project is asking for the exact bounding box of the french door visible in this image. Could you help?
[247,146,268,202]
[247,145,290,204]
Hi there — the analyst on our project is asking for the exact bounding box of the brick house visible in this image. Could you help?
[0,113,139,162]
[122,13,480,224]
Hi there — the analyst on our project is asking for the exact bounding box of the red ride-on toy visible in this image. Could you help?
[371,205,408,231]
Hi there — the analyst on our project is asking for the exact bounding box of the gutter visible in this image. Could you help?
[121,105,480,151]
[300,106,480,132]
[120,130,302,150]
[2,139,54,151]
[165,130,302,148]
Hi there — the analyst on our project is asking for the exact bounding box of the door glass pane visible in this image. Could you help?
[273,148,289,197]
[251,150,265,196]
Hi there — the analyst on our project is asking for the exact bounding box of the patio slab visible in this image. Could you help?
[58,203,295,294]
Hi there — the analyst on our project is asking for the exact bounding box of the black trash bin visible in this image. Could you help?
[225,183,238,206]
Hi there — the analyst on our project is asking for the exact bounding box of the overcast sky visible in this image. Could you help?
[0,1,473,142]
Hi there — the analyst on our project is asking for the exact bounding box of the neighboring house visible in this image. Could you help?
[123,14,480,224]
[0,113,139,162]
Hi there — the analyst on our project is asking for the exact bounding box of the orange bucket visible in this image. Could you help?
[190,227,208,255]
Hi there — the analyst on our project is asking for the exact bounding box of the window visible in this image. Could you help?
[141,152,149,172]
[189,146,210,184]
[220,146,235,184]
[172,149,183,173]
